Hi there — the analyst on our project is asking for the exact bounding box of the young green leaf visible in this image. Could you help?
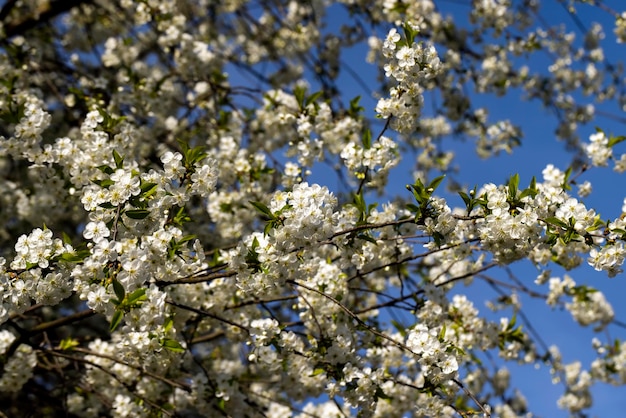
[163,316,174,333]
[140,181,158,197]
[127,288,147,305]
[507,173,519,199]
[608,135,626,148]
[428,175,446,194]
[110,310,124,331]
[362,129,372,150]
[112,279,125,301]
[125,209,151,219]
[249,201,274,219]
[59,337,80,351]
[161,338,185,353]
[294,85,307,110]
[112,150,124,169]
[305,90,323,108]
[544,217,570,229]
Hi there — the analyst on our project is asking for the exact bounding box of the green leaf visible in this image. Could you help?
[219,202,233,213]
[92,178,115,188]
[587,215,605,232]
[356,233,377,244]
[61,232,73,245]
[110,310,124,331]
[163,316,174,333]
[391,320,408,337]
[459,191,470,206]
[0,102,25,124]
[250,166,275,181]
[406,203,420,213]
[179,234,197,244]
[608,135,626,148]
[305,90,323,107]
[449,345,466,357]
[112,150,124,169]
[59,337,79,351]
[428,175,446,194]
[245,236,263,273]
[167,235,195,259]
[458,185,480,214]
[128,195,147,209]
[569,285,598,302]
[294,85,307,110]
[562,166,573,191]
[59,250,90,262]
[402,22,418,45]
[125,209,150,219]
[95,164,115,175]
[112,279,125,301]
[544,216,569,229]
[439,323,447,341]
[375,386,392,400]
[352,192,376,225]
[519,176,538,199]
[177,139,207,169]
[140,181,158,197]
[362,129,372,150]
[508,173,519,199]
[406,176,445,222]
[310,368,326,377]
[249,201,274,219]
[127,288,147,305]
[161,338,185,353]
[349,95,364,117]
[353,192,366,212]
[170,206,192,226]
[407,179,429,205]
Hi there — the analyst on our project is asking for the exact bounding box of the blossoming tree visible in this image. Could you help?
[1,0,626,416]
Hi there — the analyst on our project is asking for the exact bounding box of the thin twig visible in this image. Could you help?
[51,347,192,392]
[453,378,491,417]
[166,300,250,334]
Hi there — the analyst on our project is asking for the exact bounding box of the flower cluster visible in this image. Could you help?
[3,99,51,160]
[12,227,60,269]
[340,135,399,187]
[0,229,74,323]
[406,324,460,380]
[585,130,612,167]
[0,330,37,393]
[471,0,512,33]
[376,26,443,133]
[615,12,626,43]
[232,182,337,297]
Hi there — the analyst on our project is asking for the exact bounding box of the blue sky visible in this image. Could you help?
[304,1,626,416]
